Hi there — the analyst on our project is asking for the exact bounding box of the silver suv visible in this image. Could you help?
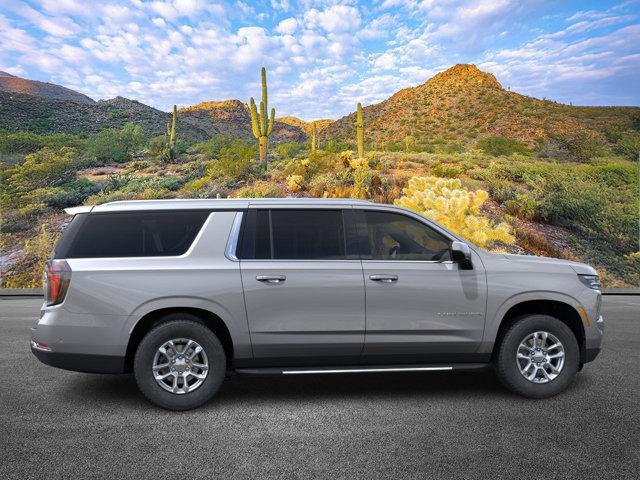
[31,199,604,410]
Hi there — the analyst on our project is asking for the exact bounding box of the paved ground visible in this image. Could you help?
[1,296,639,479]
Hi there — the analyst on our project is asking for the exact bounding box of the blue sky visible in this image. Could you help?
[0,0,638,120]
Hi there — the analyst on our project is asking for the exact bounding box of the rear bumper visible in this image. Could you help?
[31,345,125,374]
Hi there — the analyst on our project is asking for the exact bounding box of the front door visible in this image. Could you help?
[358,209,487,364]
[239,208,365,366]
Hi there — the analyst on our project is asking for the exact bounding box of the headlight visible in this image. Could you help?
[578,274,601,290]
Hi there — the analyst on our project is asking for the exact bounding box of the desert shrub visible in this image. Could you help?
[474,157,639,258]
[1,225,59,288]
[27,117,54,134]
[322,139,352,153]
[615,133,640,160]
[432,163,463,178]
[29,178,97,209]
[554,132,602,162]
[216,140,256,178]
[287,174,305,192]
[505,194,540,220]
[395,176,514,247]
[233,180,285,198]
[276,142,306,160]
[148,135,167,157]
[477,136,529,156]
[1,147,80,209]
[88,123,144,163]
[0,131,87,154]
[192,136,236,158]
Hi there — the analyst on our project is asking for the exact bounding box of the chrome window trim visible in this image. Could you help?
[225,211,244,262]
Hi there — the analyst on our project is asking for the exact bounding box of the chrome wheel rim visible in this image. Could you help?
[516,331,565,384]
[152,338,209,394]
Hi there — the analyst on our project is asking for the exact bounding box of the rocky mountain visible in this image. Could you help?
[321,64,640,148]
[0,71,94,104]
[277,116,334,135]
[0,90,210,141]
[179,100,306,142]
[0,72,307,143]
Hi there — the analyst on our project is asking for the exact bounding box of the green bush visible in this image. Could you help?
[275,141,306,160]
[0,147,80,209]
[148,135,166,157]
[88,123,144,163]
[477,136,529,156]
[432,163,463,178]
[216,140,257,178]
[615,133,640,160]
[192,136,236,158]
[555,132,602,162]
[233,180,285,198]
[0,131,87,154]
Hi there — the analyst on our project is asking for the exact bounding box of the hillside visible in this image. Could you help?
[0,92,305,143]
[0,71,94,104]
[0,91,210,142]
[179,100,306,142]
[321,64,640,149]
[277,116,334,135]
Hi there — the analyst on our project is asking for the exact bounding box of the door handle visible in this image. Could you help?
[256,275,286,284]
[369,274,398,283]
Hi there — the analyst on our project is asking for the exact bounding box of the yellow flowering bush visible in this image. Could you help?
[287,174,305,192]
[2,225,59,288]
[395,176,514,247]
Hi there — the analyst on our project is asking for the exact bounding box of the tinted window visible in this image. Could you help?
[272,210,345,259]
[59,211,209,258]
[361,210,451,261]
[239,209,348,260]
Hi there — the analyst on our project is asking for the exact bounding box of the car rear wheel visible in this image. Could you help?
[495,314,580,398]
[134,315,226,410]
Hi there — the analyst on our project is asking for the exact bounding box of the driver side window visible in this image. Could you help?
[361,210,451,261]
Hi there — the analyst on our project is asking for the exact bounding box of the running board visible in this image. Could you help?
[234,363,489,375]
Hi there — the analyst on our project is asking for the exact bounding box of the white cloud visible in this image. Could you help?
[1,65,27,76]
[276,17,298,35]
[271,0,291,11]
[305,5,361,33]
[358,13,396,39]
[372,52,397,70]
[0,0,636,118]
[9,2,80,37]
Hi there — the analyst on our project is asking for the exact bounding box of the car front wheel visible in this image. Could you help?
[495,314,580,398]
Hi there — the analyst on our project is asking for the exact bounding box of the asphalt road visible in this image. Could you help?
[1,296,639,480]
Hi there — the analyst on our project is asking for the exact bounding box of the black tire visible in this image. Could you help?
[494,314,580,399]
[134,314,226,410]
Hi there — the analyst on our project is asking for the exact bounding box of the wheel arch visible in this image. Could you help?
[124,307,235,373]
[492,299,586,363]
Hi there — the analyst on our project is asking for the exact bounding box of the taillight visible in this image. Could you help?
[44,259,71,306]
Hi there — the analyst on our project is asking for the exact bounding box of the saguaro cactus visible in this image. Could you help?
[310,122,317,152]
[355,102,364,160]
[165,104,177,161]
[250,67,275,166]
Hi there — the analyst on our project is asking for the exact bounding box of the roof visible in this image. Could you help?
[64,198,373,214]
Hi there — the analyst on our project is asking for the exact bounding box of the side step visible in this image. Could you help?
[235,363,489,375]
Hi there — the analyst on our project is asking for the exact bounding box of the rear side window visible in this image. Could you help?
[239,209,356,260]
[55,211,209,258]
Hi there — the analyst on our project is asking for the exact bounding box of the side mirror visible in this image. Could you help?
[451,241,473,270]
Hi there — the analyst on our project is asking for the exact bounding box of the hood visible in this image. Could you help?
[500,253,597,276]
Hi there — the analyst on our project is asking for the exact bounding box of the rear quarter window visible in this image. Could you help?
[55,211,209,258]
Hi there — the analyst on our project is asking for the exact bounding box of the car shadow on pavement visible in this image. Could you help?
[61,368,516,409]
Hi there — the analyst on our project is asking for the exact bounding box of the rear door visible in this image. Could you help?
[358,208,487,364]
[239,207,365,366]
